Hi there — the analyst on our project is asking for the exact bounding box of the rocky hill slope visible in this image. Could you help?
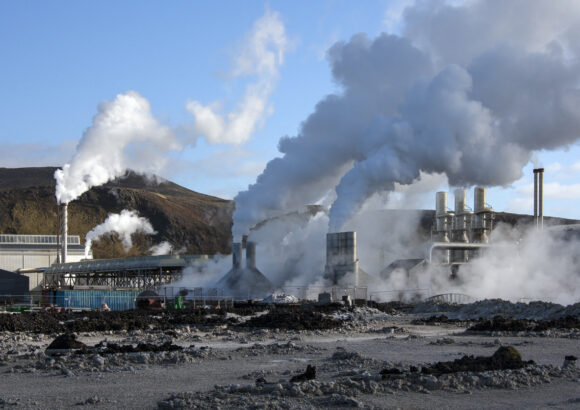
[0,167,233,258]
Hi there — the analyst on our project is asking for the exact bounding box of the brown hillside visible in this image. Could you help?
[0,167,233,258]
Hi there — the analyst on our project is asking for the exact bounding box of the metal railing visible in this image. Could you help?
[369,288,431,303]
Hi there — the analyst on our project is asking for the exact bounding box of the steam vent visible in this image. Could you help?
[216,241,273,299]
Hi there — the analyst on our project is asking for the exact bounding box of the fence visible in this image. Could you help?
[369,288,431,303]
[276,286,368,302]
[426,293,474,304]
[158,287,234,309]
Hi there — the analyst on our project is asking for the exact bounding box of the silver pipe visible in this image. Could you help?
[61,204,68,264]
[533,169,538,228]
[538,168,544,229]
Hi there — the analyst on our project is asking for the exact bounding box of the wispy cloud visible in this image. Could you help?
[186,9,288,145]
[0,140,76,167]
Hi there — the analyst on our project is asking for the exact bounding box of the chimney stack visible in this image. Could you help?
[533,168,544,229]
[246,242,256,269]
[232,242,241,269]
[61,204,68,264]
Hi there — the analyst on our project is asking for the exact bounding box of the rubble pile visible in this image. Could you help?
[413,300,580,320]
[468,315,580,332]
[237,309,343,330]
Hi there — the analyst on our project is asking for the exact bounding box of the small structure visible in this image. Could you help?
[215,242,273,300]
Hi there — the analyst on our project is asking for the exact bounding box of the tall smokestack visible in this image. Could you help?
[453,189,469,263]
[472,187,493,243]
[61,204,68,264]
[435,191,450,243]
[246,242,256,269]
[533,168,544,229]
[232,242,241,270]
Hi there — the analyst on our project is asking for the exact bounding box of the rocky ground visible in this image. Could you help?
[0,300,579,409]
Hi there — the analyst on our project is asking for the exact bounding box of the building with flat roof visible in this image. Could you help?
[0,234,89,290]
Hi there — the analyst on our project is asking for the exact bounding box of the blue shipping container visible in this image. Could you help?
[55,290,139,311]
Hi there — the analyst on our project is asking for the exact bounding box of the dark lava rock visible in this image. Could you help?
[46,333,87,350]
[380,368,403,378]
[421,346,533,375]
[290,365,316,382]
[238,309,343,330]
[468,315,580,332]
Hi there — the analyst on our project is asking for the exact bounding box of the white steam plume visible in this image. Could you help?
[149,241,172,256]
[233,0,580,236]
[55,91,180,204]
[375,224,580,306]
[186,9,287,145]
[84,210,157,258]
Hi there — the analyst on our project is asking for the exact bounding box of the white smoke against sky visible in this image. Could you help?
[84,209,157,258]
[186,9,288,145]
[55,10,286,205]
[233,0,580,236]
[55,91,180,204]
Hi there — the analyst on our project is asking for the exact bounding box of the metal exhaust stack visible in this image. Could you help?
[533,168,544,229]
[246,241,256,269]
[61,203,68,264]
[232,242,241,269]
[453,189,469,263]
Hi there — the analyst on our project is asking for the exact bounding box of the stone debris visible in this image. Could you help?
[420,346,533,375]
[290,365,316,382]
[46,333,87,351]
[157,362,580,409]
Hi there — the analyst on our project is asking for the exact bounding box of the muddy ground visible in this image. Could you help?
[0,300,579,409]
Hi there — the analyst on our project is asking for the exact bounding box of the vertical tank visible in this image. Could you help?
[472,187,493,243]
[453,189,469,262]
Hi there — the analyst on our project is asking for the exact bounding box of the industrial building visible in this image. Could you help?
[0,234,88,291]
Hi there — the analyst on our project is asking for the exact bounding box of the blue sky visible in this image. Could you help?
[1,0,580,220]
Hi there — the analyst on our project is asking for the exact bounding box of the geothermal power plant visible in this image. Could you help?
[2,166,565,310]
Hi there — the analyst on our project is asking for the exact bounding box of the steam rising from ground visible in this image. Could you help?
[84,210,156,258]
[448,226,580,305]
[55,92,179,204]
[373,224,580,306]
[233,0,580,236]
[149,241,173,256]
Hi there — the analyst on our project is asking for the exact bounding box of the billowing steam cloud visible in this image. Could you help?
[55,10,286,205]
[55,91,180,204]
[233,0,580,236]
[84,210,156,258]
[186,9,287,145]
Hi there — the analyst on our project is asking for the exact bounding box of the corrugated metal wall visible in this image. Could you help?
[53,290,139,311]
